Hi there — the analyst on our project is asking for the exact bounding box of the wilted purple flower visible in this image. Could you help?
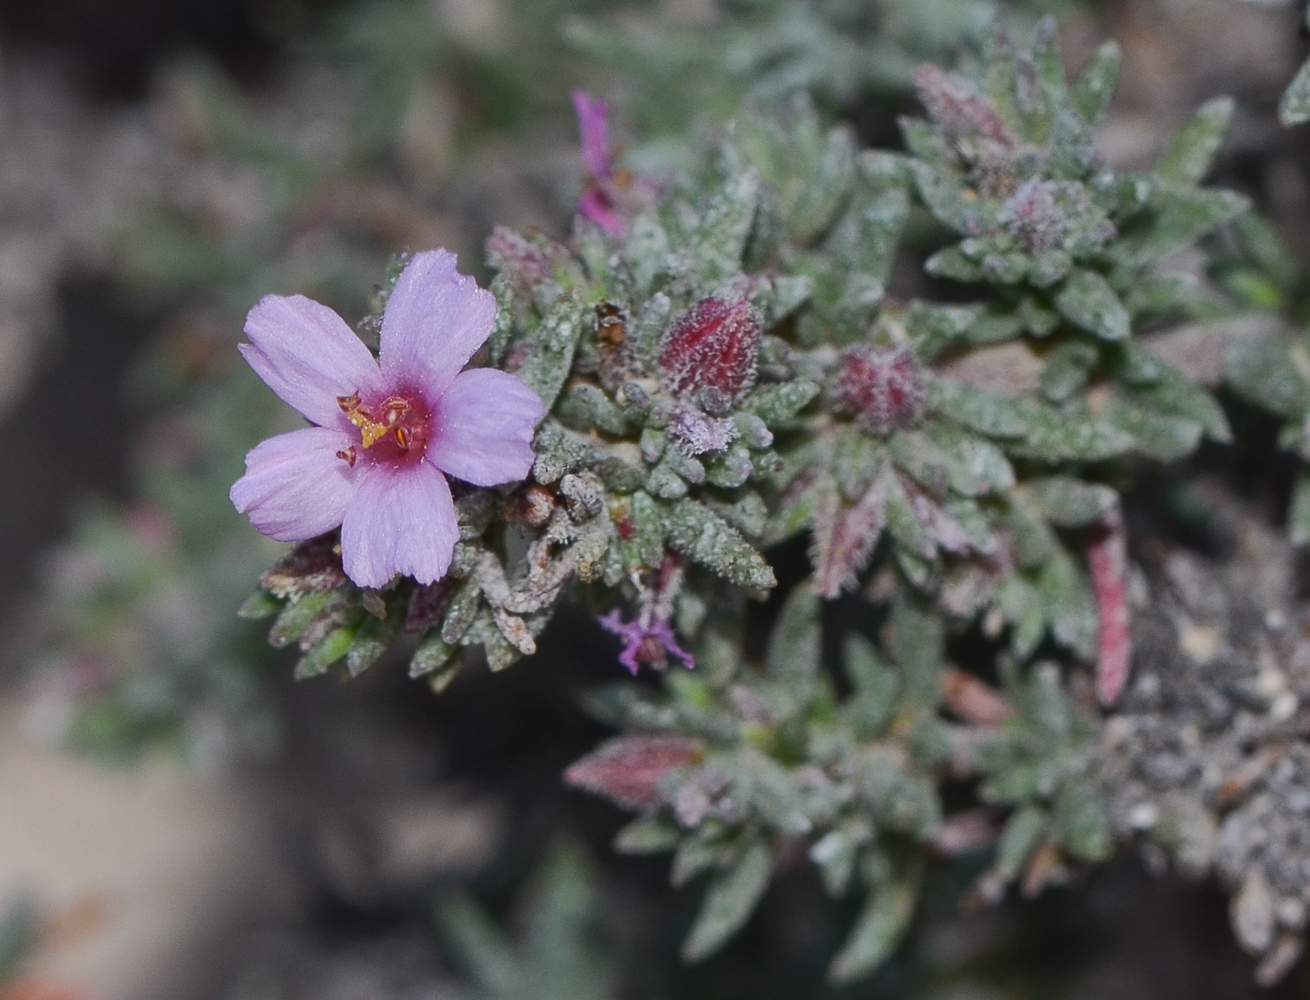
[599,611,695,675]
[599,554,694,674]
[230,250,546,589]
[572,91,658,235]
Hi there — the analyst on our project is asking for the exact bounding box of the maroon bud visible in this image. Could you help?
[833,345,925,434]
[564,734,704,810]
[657,297,760,402]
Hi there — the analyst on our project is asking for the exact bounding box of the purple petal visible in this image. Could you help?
[242,294,385,429]
[339,461,458,588]
[572,91,611,179]
[378,249,496,403]
[230,427,361,541]
[426,368,545,487]
[579,187,627,235]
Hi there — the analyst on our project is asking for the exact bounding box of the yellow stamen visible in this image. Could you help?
[337,393,390,448]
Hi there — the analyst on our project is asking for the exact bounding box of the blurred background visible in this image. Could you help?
[0,0,1309,997]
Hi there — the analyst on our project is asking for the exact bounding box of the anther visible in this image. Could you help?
[336,446,358,467]
[394,427,411,450]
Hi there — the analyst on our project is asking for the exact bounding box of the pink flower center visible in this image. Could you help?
[335,391,432,468]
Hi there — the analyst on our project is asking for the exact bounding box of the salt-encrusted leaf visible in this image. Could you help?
[1006,400,1135,461]
[269,590,336,648]
[1105,397,1202,462]
[810,823,866,898]
[1025,476,1118,527]
[294,626,354,680]
[884,472,936,560]
[515,294,584,409]
[909,161,983,235]
[928,423,1014,492]
[811,475,888,598]
[1052,784,1111,861]
[409,630,455,679]
[888,596,943,710]
[1225,335,1310,419]
[1040,341,1098,403]
[614,816,681,855]
[739,749,811,835]
[790,126,857,242]
[1289,470,1310,546]
[239,591,282,620]
[1111,189,1248,271]
[767,584,821,698]
[1280,54,1310,127]
[1070,41,1120,125]
[843,635,899,738]
[624,213,671,296]
[927,376,1028,439]
[995,806,1047,878]
[532,420,596,484]
[441,579,482,646]
[1124,356,1231,442]
[1037,548,1098,658]
[742,380,820,424]
[557,383,628,435]
[665,499,775,591]
[682,840,773,962]
[345,613,399,677]
[692,169,760,281]
[1157,97,1233,188]
[925,246,984,283]
[889,431,954,497]
[1055,269,1129,341]
[907,302,981,361]
[827,862,920,985]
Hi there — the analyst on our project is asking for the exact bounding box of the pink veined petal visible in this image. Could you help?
[378,249,496,403]
[230,426,361,541]
[426,368,546,487]
[339,461,459,588]
[572,90,611,179]
[242,294,386,429]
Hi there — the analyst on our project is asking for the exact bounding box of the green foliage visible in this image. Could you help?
[436,843,616,1000]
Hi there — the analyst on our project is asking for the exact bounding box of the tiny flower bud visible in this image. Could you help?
[657,297,760,402]
[833,344,926,434]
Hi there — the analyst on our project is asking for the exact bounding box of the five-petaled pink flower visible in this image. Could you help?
[230,249,546,588]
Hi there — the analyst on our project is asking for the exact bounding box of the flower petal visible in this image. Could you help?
[572,91,611,179]
[242,294,386,428]
[340,461,458,588]
[230,427,360,541]
[378,249,496,402]
[426,368,546,486]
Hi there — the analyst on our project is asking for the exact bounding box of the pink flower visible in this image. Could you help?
[230,250,546,589]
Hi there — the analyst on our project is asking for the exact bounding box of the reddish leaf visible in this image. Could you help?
[1089,508,1132,706]
[564,734,704,810]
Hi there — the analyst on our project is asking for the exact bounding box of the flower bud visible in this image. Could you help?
[657,297,760,402]
[833,344,925,434]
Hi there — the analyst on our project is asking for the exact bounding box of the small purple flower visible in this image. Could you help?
[230,249,547,589]
[572,90,657,236]
[598,554,694,674]
[599,611,695,675]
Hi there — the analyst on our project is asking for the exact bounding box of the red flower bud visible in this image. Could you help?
[834,345,925,434]
[564,734,704,809]
[657,297,760,403]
